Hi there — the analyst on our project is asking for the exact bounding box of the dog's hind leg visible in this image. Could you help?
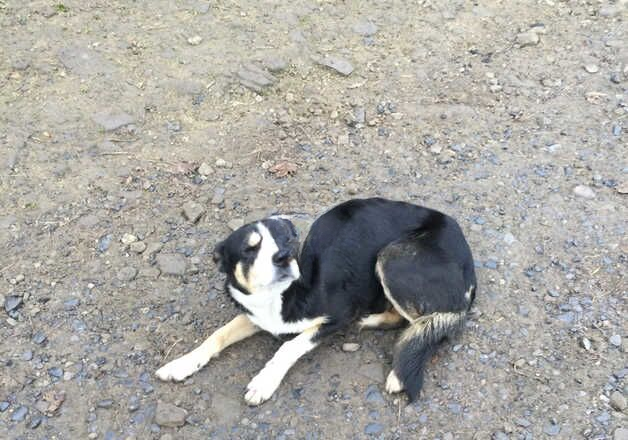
[156,314,259,382]
[375,238,473,401]
[244,317,327,406]
[358,309,406,330]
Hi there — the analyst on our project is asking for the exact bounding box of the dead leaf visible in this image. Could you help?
[42,390,66,415]
[269,160,298,177]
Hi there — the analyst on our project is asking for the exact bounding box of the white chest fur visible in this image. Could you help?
[228,283,320,336]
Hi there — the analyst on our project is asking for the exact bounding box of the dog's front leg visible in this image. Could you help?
[156,314,259,382]
[244,323,323,405]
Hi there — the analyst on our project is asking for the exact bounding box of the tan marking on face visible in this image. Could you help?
[248,232,261,247]
[234,262,253,293]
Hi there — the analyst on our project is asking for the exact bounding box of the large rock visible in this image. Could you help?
[154,401,187,427]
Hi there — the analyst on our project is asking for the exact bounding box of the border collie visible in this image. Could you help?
[156,198,476,405]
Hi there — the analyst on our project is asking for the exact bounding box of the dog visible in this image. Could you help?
[156,197,476,405]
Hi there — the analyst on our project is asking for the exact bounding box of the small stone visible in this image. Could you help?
[117,267,138,282]
[544,423,560,436]
[4,295,23,313]
[318,56,354,76]
[353,21,378,36]
[584,64,599,74]
[599,5,620,17]
[187,35,203,45]
[154,401,187,427]
[610,334,622,347]
[493,432,509,440]
[98,399,114,409]
[211,187,226,204]
[227,218,245,231]
[580,337,592,351]
[615,428,628,440]
[182,201,205,223]
[197,162,214,176]
[516,30,540,47]
[515,418,531,428]
[156,254,186,276]
[364,423,383,435]
[97,234,113,252]
[617,183,628,195]
[215,158,230,168]
[573,185,595,199]
[610,391,627,411]
[32,331,47,345]
[92,112,135,131]
[342,343,360,352]
[11,406,28,422]
[264,57,288,73]
[48,367,63,378]
[130,242,147,253]
[22,350,33,361]
[121,233,138,245]
[0,401,9,412]
[237,64,276,93]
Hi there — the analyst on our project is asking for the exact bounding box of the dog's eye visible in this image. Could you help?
[244,242,260,254]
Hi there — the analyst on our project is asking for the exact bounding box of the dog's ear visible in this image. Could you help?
[213,240,226,273]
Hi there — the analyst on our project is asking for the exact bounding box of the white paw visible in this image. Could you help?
[244,370,280,406]
[385,370,404,394]
[155,352,208,382]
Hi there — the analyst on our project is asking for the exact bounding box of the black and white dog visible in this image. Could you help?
[156,198,476,405]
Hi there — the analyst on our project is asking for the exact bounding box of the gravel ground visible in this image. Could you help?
[1,1,627,439]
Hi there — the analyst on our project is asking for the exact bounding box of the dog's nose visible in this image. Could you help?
[273,250,291,266]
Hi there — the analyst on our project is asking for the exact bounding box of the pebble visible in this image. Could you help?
[11,405,28,422]
[264,56,288,73]
[92,111,135,131]
[580,337,592,351]
[503,233,516,245]
[97,234,113,252]
[187,35,203,45]
[154,401,187,427]
[610,334,622,347]
[4,295,23,313]
[317,55,354,76]
[353,21,378,36]
[117,267,138,282]
[0,401,9,412]
[32,331,47,345]
[573,185,595,199]
[610,391,626,411]
[211,187,226,205]
[599,5,620,17]
[543,422,560,436]
[493,432,509,440]
[130,242,147,253]
[364,423,383,435]
[365,385,385,404]
[29,416,43,429]
[227,218,245,231]
[584,64,599,74]
[156,254,187,275]
[237,64,276,93]
[342,342,360,352]
[516,30,540,47]
[22,350,33,361]
[98,399,114,409]
[121,233,138,245]
[215,159,232,168]
[197,162,214,176]
[615,428,628,440]
[48,367,63,378]
[182,201,205,223]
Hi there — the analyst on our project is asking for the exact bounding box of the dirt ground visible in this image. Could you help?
[1,1,627,439]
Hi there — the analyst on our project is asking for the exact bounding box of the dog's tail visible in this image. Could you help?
[392,310,467,401]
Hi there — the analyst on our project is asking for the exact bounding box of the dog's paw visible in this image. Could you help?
[385,370,404,394]
[244,371,280,406]
[155,353,207,382]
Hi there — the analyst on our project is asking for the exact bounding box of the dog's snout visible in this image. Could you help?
[273,249,291,266]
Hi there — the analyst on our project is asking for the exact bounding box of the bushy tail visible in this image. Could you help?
[393,310,466,401]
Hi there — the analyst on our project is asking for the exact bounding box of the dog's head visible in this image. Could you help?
[213,217,301,294]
